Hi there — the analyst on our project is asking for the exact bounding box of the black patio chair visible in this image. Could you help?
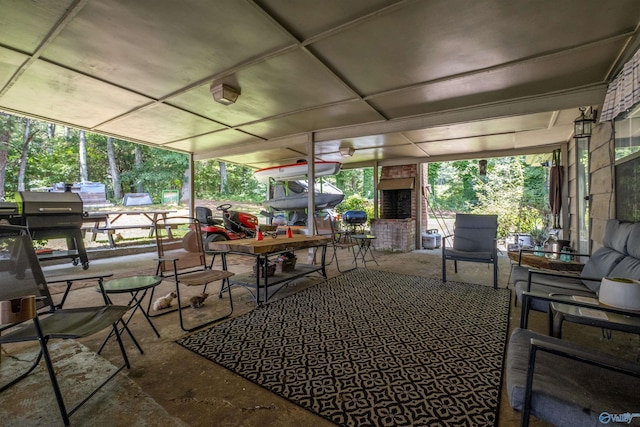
[0,225,130,426]
[151,216,234,332]
[442,213,499,289]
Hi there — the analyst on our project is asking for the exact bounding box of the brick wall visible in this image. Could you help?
[370,218,416,252]
[374,164,420,251]
[380,164,418,220]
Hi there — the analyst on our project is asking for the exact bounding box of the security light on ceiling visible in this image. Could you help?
[339,147,355,157]
[210,83,240,105]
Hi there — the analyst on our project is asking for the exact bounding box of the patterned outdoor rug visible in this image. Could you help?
[177,269,511,426]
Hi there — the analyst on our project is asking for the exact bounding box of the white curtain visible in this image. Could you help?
[600,48,640,122]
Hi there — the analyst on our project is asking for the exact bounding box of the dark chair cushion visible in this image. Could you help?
[506,328,640,427]
[452,214,497,252]
[602,219,634,254]
[580,248,625,293]
[625,223,640,259]
[443,249,493,261]
[608,256,640,282]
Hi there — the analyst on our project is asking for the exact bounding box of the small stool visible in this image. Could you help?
[351,234,379,268]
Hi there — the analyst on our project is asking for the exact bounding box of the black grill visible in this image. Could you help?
[17,191,84,229]
[342,210,367,225]
[1,192,90,269]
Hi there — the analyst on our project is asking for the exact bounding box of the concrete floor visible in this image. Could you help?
[2,245,638,426]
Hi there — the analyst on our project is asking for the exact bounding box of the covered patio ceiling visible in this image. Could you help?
[1,0,639,170]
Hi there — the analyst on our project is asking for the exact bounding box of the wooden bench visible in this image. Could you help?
[92,224,179,247]
[84,210,177,247]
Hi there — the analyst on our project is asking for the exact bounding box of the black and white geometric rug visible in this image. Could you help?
[177,269,511,426]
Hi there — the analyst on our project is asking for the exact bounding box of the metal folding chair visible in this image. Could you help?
[0,225,130,426]
[150,216,234,332]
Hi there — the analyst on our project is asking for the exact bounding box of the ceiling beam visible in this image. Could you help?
[315,84,607,142]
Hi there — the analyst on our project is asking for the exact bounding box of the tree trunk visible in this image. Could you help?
[106,137,122,201]
[219,161,227,194]
[135,145,143,192]
[0,114,14,200]
[181,167,190,204]
[47,123,55,140]
[17,118,35,192]
[79,130,88,182]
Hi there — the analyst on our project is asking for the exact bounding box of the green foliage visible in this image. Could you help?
[194,161,265,203]
[471,158,549,238]
[0,113,552,237]
[335,168,375,199]
[430,157,550,238]
[335,194,374,223]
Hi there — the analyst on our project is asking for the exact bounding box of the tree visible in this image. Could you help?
[106,137,122,201]
[0,113,16,199]
[17,118,36,192]
[79,130,88,182]
[220,161,227,195]
[135,145,143,192]
[181,167,190,204]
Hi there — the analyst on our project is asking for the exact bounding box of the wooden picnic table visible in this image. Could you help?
[85,210,176,247]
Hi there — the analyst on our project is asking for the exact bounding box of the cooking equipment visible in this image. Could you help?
[342,210,367,225]
[13,191,89,269]
[0,201,19,225]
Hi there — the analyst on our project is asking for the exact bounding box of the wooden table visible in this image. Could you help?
[508,250,584,272]
[210,234,330,304]
[86,210,176,247]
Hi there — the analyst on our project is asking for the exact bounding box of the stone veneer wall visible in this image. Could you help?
[370,218,416,252]
[588,122,615,252]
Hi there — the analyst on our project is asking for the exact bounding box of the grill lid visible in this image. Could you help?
[17,191,83,215]
[343,210,367,224]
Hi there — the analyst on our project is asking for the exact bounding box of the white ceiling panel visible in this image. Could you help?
[96,104,228,145]
[165,130,263,154]
[404,113,558,143]
[238,100,382,140]
[169,49,358,127]
[418,134,517,157]
[40,0,293,98]
[2,59,152,128]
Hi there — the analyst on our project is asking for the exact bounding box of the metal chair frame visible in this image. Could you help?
[0,225,130,426]
[149,216,234,332]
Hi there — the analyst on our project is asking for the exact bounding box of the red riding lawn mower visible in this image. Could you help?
[196,204,258,247]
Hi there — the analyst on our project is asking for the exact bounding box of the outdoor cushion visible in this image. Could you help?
[608,256,640,283]
[579,247,625,293]
[452,214,497,252]
[506,328,640,427]
[625,223,640,259]
[443,249,493,261]
[601,219,634,254]
[511,219,640,307]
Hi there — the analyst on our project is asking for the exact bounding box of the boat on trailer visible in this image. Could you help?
[254,161,341,182]
[264,179,344,211]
